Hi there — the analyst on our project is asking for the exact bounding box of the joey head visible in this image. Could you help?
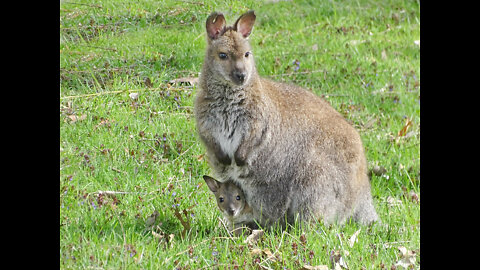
[203,175,255,235]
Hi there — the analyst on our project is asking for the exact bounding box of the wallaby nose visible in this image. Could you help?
[233,71,246,83]
[228,208,235,216]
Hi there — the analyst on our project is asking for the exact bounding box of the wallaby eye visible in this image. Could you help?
[219,197,224,203]
[218,53,228,60]
[244,51,251,57]
[236,196,241,201]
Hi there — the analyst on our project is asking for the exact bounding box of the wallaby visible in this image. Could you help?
[203,175,256,235]
[194,10,378,228]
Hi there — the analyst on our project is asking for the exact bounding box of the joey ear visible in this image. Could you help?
[206,12,226,40]
[233,10,256,38]
[203,175,220,193]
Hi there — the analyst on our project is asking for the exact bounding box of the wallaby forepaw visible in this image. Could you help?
[234,148,247,166]
[215,148,232,165]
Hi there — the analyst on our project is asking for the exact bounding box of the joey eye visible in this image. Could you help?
[218,53,228,60]
[244,51,251,57]
[236,196,241,201]
[219,197,224,203]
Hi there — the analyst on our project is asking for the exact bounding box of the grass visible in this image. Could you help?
[60,0,420,269]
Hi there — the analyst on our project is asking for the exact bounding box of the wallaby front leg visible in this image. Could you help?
[200,133,232,165]
[214,141,232,165]
[234,144,248,166]
[234,124,267,166]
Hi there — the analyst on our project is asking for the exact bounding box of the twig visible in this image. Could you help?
[172,144,195,163]
[212,236,238,240]
[258,231,285,269]
[267,69,326,78]
[81,45,117,52]
[60,86,191,100]
[274,231,286,256]
[116,214,126,247]
[198,263,237,270]
[193,32,204,42]
[163,238,210,264]
[164,236,239,265]
[111,167,127,175]
[177,0,204,5]
[284,231,308,248]
[172,207,191,238]
[336,233,344,249]
[62,1,102,8]
[137,139,166,161]
[136,246,145,264]
[93,190,131,196]
[218,217,233,237]
[257,261,274,270]
[382,240,411,248]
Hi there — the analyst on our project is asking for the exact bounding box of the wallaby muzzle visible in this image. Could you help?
[232,70,247,84]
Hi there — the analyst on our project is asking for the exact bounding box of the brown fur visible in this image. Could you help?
[203,175,256,235]
[195,11,378,228]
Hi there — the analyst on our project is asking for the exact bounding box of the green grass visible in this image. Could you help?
[60,0,420,269]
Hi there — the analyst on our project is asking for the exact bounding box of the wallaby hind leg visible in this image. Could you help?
[353,186,379,225]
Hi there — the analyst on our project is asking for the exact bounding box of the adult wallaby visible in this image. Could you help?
[203,175,256,235]
[194,10,378,228]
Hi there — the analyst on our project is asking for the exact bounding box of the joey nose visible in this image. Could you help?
[228,208,235,216]
[233,71,246,83]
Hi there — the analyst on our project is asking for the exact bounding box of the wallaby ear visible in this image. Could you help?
[233,10,256,38]
[203,175,220,193]
[206,12,226,40]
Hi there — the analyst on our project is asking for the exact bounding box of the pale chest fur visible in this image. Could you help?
[201,82,248,151]
[205,104,251,181]
[209,111,243,160]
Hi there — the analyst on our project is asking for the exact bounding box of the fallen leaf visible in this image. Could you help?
[144,77,153,88]
[267,0,293,3]
[337,257,348,269]
[349,40,365,46]
[397,118,412,137]
[168,8,185,16]
[372,83,389,94]
[330,250,348,269]
[168,234,175,248]
[94,118,113,130]
[371,165,387,176]
[152,230,164,240]
[129,92,139,100]
[301,265,329,270]
[262,248,277,262]
[169,77,198,86]
[362,117,377,129]
[244,229,264,245]
[66,114,87,123]
[381,49,387,60]
[250,248,263,256]
[395,246,416,269]
[348,229,361,248]
[81,54,95,62]
[386,196,403,207]
[145,210,160,230]
[409,190,419,203]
